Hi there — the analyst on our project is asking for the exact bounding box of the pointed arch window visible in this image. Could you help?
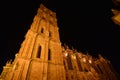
[67,54,73,70]
[41,28,44,33]
[76,55,82,71]
[36,46,41,58]
[48,49,51,60]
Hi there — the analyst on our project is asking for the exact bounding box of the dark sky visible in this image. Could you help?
[0,0,120,75]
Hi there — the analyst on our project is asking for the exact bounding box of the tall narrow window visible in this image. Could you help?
[48,49,51,60]
[49,31,52,37]
[41,28,44,33]
[76,55,82,71]
[63,61,67,70]
[37,46,41,58]
[67,54,73,70]
[97,65,103,74]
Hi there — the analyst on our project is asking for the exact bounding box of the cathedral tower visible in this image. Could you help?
[0,3,119,80]
[0,4,66,80]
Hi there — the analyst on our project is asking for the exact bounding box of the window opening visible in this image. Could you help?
[37,46,41,58]
[67,54,73,70]
[48,49,51,60]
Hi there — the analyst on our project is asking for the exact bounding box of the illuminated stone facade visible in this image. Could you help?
[0,4,119,80]
[62,46,119,80]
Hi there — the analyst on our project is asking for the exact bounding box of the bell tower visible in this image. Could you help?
[1,4,66,80]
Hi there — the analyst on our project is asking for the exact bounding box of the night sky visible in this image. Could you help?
[0,0,120,75]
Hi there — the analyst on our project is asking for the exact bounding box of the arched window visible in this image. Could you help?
[67,54,73,70]
[76,55,82,71]
[48,49,51,60]
[97,65,103,74]
[49,31,52,37]
[41,28,44,33]
[37,46,41,58]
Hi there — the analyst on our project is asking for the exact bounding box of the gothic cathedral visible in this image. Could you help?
[0,4,119,80]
